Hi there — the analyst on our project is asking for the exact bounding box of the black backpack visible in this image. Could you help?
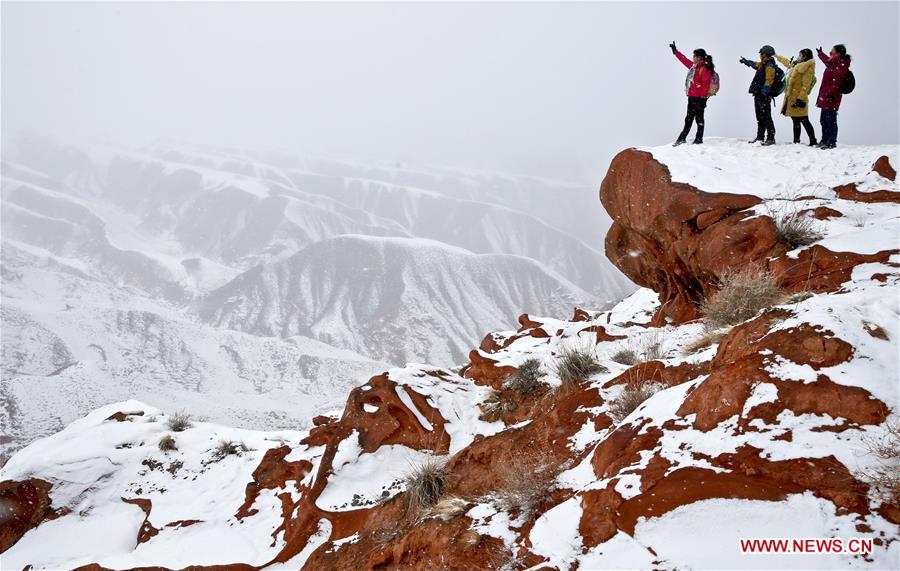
[840,70,856,94]
[771,65,786,96]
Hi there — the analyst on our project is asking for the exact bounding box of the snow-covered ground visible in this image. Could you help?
[1,402,313,570]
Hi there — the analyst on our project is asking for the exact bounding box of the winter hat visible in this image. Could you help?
[759,45,775,56]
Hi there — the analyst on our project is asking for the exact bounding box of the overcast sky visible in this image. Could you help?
[3,2,898,183]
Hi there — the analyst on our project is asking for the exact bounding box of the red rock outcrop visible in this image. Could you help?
[0,478,54,552]
[602,150,900,324]
[601,149,783,323]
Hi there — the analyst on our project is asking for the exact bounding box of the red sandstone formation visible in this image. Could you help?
[0,479,54,552]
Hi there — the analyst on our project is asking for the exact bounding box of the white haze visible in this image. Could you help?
[2,1,898,183]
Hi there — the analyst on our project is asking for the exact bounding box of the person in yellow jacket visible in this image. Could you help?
[776,49,818,146]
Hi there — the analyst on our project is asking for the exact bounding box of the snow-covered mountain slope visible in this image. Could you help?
[280,169,621,294]
[4,141,897,569]
[1,136,631,459]
[200,234,599,366]
[0,240,389,464]
[10,137,628,295]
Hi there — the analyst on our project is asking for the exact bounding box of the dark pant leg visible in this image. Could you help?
[830,111,838,144]
[678,99,697,141]
[693,97,706,141]
[754,96,766,139]
[760,97,775,139]
[799,115,816,143]
[820,109,838,144]
[791,117,802,142]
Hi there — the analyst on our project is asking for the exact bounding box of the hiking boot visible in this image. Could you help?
[748,138,763,144]
[692,138,703,145]
[672,138,687,147]
[808,139,818,147]
[761,139,776,146]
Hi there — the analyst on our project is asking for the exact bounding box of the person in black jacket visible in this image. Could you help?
[740,45,780,145]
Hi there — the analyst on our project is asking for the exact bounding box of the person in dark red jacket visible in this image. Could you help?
[816,44,851,149]
[670,41,715,146]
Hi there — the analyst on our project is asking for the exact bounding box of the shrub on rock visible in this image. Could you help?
[502,358,546,394]
[492,451,561,519]
[770,208,824,250]
[608,382,664,423]
[700,269,787,329]
[554,343,607,386]
[404,457,447,512]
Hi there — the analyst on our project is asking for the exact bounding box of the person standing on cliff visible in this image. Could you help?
[815,44,852,149]
[740,45,783,146]
[669,42,718,146]
[776,49,818,146]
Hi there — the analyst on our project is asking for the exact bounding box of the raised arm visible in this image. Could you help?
[817,47,830,65]
[775,55,793,69]
[674,50,693,69]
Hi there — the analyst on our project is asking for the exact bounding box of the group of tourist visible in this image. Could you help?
[669,42,854,149]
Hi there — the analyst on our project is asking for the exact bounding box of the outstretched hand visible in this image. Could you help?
[739,56,747,65]
[816,46,823,53]
[669,41,677,54]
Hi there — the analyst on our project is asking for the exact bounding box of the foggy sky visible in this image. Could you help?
[3,1,898,183]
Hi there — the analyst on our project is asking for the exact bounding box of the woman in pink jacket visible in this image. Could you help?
[815,44,851,149]
[670,41,715,146]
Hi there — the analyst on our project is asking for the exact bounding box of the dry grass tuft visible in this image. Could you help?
[861,419,900,506]
[639,332,666,361]
[608,382,664,424]
[480,391,517,422]
[167,411,193,432]
[212,439,248,461]
[773,211,824,249]
[422,496,469,521]
[503,358,546,394]
[611,332,667,365]
[158,434,177,451]
[554,343,607,386]
[700,268,788,330]
[610,348,639,366]
[492,451,563,519]
[404,457,447,512]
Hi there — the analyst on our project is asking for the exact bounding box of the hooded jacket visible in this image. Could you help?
[816,52,851,110]
[776,55,816,117]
